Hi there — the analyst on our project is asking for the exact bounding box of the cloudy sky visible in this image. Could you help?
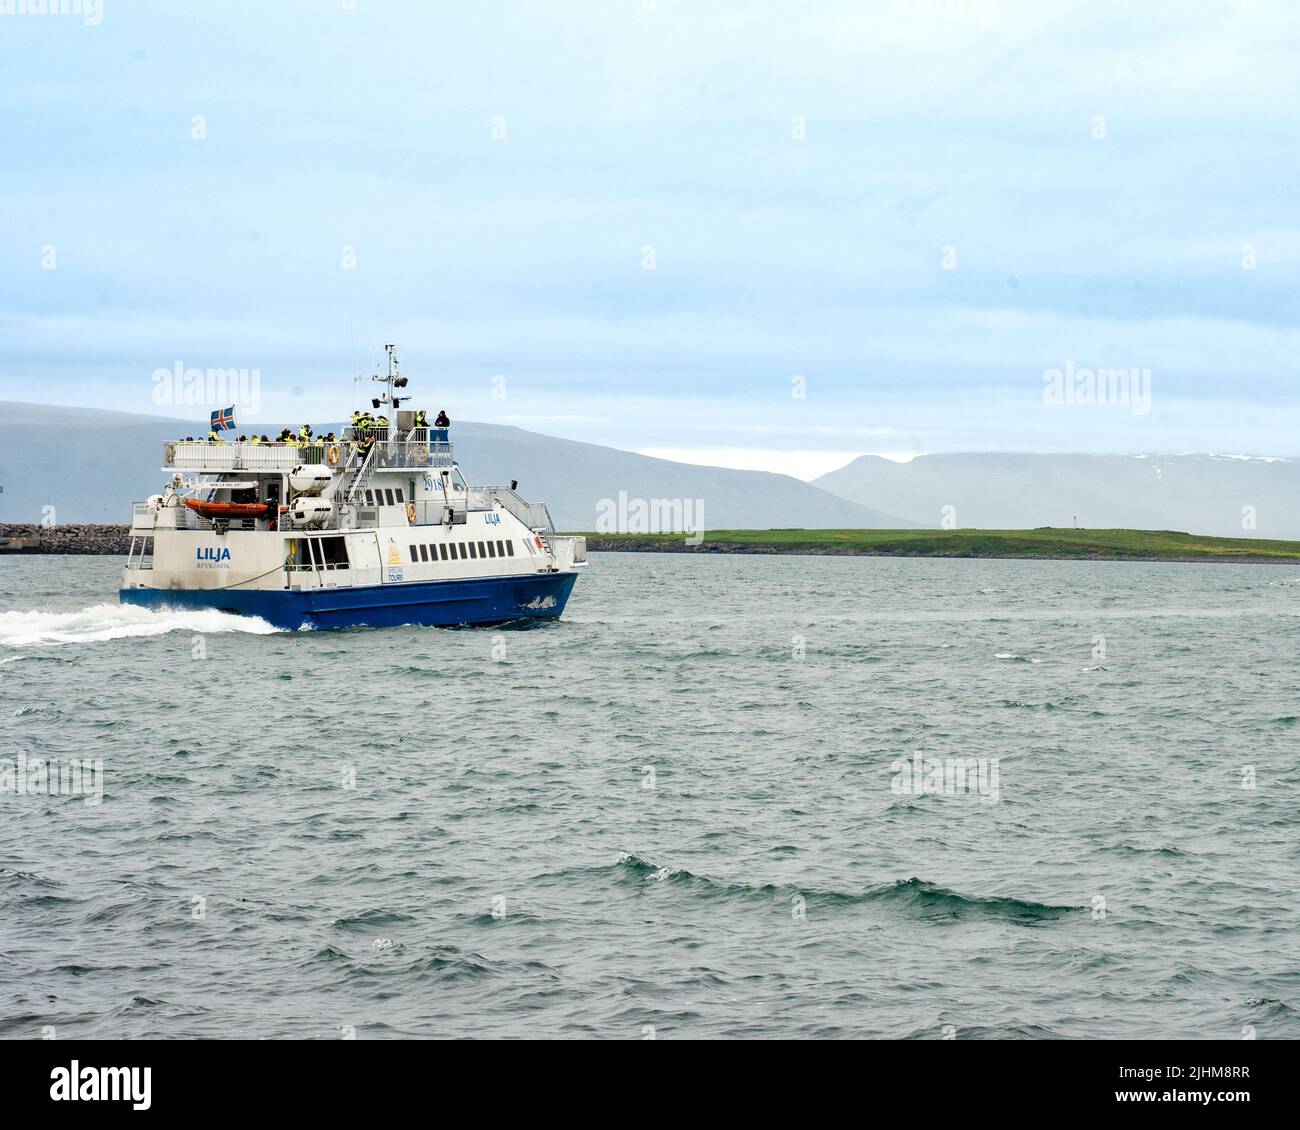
[1,0,1295,478]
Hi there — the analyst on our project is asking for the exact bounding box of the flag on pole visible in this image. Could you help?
[210,406,236,431]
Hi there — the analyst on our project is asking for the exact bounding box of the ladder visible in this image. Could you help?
[340,443,379,509]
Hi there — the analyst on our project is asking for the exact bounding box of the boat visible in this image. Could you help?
[183,499,274,520]
[120,345,586,630]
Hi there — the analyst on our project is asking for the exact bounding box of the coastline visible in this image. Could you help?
[580,529,1300,564]
[6,524,1300,564]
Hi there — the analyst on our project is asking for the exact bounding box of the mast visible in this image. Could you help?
[370,343,408,416]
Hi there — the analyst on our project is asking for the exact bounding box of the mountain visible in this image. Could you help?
[0,402,911,530]
[815,453,1299,539]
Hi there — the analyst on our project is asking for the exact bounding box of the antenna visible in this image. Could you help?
[370,343,409,410]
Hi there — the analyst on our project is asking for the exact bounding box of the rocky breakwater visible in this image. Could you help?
[0,524,131,554]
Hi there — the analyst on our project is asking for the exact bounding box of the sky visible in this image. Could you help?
[0,0,1296,480]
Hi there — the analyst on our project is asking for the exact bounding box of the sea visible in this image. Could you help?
[1,552,1298,1039]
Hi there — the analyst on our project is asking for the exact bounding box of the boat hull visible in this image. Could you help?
[119,571,579,631]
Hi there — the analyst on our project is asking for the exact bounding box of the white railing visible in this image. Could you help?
[165,437,453,473]
[131,500,209,530]
[166,441,347,472]
[487,486,554,533]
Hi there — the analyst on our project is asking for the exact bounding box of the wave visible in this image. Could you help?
[613,856,1074,921]
[0,603,280,647]
[874,877,1075,921]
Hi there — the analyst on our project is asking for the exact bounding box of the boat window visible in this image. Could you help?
[505,541,514,556]
[409,544,417,561]
[438,544,448,561]
[385,489,396,506]
[476,541,485,557]
[458,543,467,559]
[468,542,477,559]
[365,490,374,504]
[486,541,496,557]
[419,545,429,562]
[316,537,348,568]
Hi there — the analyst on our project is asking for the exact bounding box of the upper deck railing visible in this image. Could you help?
[485,486,554,533]
[165,433,454,473]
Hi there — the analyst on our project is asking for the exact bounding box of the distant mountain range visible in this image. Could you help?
[815,453,1298,539]
[0,402,910,530]
[4,403,1293,537]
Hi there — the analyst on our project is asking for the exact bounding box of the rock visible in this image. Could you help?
[0,524,131,554]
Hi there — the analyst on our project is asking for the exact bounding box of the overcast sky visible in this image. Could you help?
[1,0,1295,478]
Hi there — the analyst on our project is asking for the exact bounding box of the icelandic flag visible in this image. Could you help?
[210,406,236,431]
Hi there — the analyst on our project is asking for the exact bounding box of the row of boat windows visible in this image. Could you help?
[410,539,516,563]
[365,487,408,506]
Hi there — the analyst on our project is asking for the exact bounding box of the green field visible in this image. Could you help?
[579,528,1300,561]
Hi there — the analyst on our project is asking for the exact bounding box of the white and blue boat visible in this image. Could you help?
[120,345,586,630]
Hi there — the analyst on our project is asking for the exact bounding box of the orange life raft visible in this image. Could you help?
[184,500,273,519]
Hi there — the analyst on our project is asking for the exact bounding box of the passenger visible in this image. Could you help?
[375,415,389,434]
[208,430,222,444]
[260,435,271,444]
[414,409,429,429]
[250,434,262,445]
[299,423,313,443]
[237,435,248,443]
[435,410,450,428]
[324,431,337,442]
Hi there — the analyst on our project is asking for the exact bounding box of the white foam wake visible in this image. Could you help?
[0,603,281,648]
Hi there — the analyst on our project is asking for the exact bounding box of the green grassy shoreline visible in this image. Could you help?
[578,528,1300,562]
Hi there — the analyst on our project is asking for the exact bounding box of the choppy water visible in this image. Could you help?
[2,552,1299,1039]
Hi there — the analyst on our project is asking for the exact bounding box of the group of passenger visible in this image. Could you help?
[185,424,338,446]
[349,410,390,435]
[182,410,449,447]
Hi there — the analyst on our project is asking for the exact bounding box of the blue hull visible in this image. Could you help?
[120,571,579,631]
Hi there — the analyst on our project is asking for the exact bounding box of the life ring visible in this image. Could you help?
[325,444,340,466]
[405,501,417,524]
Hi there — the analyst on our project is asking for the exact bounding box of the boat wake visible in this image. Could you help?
[0,603,280,647]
